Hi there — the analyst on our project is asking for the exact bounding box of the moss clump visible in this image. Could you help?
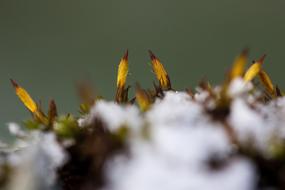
[1,50,285,190]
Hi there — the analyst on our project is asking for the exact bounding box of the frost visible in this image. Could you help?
[257,97,285,143]
[227,78,253,97]
[108,155,255,190]
[229,98,272,152]
[7,122,27,138]
[194,87,210,103]
[7,132,67,190]
[146,91,204,128]
[105,122,255,190]
[80,100,143,133]
[105,92,257,190]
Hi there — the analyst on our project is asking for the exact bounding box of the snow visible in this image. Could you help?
[228,96,285,155]
[146,91,204,128]
[194,87,210,103]
[229,98,271,152]
[7,122,27,138]
[7,132,67,190]
[104,91,257,190]
[80,100,143,133]
[105,123,256,190]
[227,78,253,97]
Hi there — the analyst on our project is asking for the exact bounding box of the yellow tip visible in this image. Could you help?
[243,55,266,82]
[259,70,275,95]
[116,50,129,88]
[135,85,151,111]
[11,79,37,113]
[229,49,248,80]
[148,50,171,90]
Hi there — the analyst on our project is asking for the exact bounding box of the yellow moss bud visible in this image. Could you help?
[117,50,129,89]
[11,79,38,113]
[244,54,266,82]
[116,50,129,103]
[135,85,151,111]
[149,50,171,90]
[11,79,48,125]
[229,49,248,80]
[259,70,275,95]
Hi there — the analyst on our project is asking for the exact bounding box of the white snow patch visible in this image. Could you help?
[229,98,274,152]
[227,78,253,97]
[7,132,67,190]
[104,92,256,190]
[80,100,143,133]
[146,91,204,128]
[7,122,27,138]
[106,124,255,190]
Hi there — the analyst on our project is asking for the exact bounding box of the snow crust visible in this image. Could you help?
[7,132,67,190]
[104,91,258,190]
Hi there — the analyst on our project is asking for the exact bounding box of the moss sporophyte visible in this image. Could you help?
[2,50,285,190]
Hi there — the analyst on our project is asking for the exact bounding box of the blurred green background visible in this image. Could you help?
[0,0,284,140]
